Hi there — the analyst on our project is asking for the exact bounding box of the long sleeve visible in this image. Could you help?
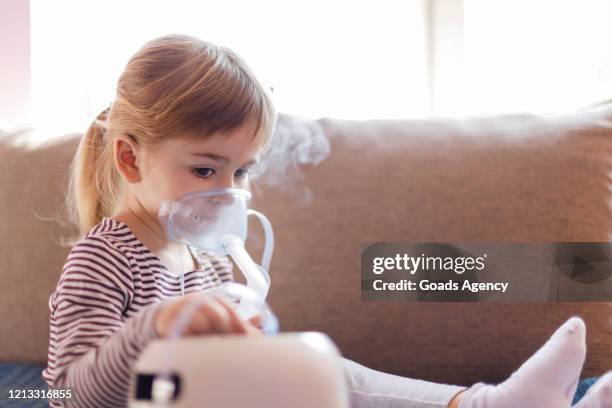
[45,235,162,408]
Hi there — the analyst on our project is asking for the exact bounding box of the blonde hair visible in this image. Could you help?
[63,34,277,245]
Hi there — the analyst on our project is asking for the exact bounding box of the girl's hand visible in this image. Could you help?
[154,292,263,339]
[248,313,263,329]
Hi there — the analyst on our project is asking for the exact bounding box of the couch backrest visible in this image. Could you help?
[250,108,612,385]
[1,106,611,386]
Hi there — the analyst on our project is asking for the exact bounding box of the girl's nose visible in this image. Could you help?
[210,192,236,206]
[216,175,235,192]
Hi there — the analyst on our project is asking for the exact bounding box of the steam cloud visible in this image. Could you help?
[252,113,331,205]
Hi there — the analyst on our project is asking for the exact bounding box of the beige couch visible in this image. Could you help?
[1,105,611,388]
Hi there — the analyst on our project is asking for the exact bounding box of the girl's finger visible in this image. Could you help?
[212,294,251,335]
[213,295,264,336]
[197,296,233,334]
[248,313,262,328]
[244,322,265,337]
[186,306,212,335]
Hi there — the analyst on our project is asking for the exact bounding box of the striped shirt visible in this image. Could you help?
[42,216,235,407]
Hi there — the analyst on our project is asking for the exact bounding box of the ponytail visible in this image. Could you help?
[64,106,123,244]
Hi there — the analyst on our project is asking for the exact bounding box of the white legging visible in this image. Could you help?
[342,357,467,408]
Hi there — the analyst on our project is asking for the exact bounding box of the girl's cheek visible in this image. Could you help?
[149,166,189,201]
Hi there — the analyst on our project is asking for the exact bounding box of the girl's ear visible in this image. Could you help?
[114,134,141,183]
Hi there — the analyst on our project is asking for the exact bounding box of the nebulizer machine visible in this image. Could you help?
[128,187,349,408]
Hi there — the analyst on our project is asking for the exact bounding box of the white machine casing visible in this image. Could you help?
[128,332,350,408]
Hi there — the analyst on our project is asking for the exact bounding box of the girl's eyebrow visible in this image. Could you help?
[190,152,259,167]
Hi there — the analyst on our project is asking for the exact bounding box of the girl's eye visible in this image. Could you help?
[235,168,249,178]
[193,167,215,178]
[192,168,249,179]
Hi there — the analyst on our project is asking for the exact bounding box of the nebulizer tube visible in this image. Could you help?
[220,209,274,319]
[247,209,274,273]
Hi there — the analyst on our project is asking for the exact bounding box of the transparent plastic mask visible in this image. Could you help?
[158,187,251,255]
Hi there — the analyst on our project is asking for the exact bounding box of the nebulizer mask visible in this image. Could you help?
[157,187,275,324]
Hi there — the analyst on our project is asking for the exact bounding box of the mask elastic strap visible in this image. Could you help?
[247,209,274,273]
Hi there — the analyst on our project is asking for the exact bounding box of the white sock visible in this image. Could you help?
[459,316,587,408]
[573,371,612,408]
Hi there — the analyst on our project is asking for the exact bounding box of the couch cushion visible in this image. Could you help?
[0,131,79,364]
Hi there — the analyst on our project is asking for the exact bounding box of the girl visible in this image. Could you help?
[43,34,611,408]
